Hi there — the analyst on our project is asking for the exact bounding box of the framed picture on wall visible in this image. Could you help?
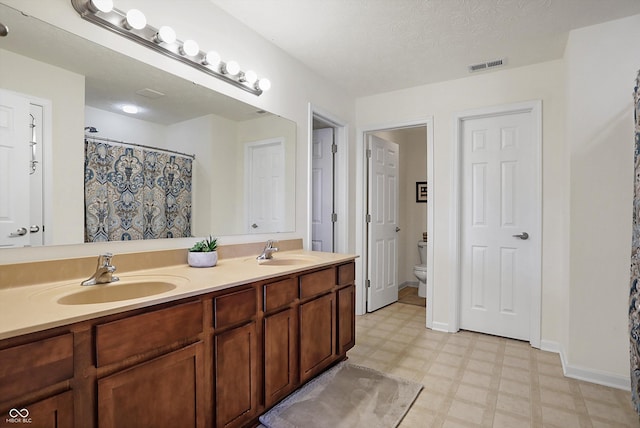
[416,181,427,203]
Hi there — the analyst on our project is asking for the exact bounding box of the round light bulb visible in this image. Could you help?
[90,0,113,13]
[257,78,271,92]
[125,9,146,30]
[203,51,221,67]
[155,26,176,44]
[225,60,240,76]
[181,40,200,57]
[122,105,139,114]
[243,70,258,84]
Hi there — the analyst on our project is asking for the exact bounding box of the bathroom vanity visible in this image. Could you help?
[0,247,356,428]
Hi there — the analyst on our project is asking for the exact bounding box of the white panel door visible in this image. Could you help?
[460,111,537,340]
[367,135,399,312]
[311,128,333,251]
[0,90,30,248]
[246,139,285,233]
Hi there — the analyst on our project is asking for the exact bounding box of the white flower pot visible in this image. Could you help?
[188,251,218,268]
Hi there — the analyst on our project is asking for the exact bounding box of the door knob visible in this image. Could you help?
[9,227,28,237]
[251,223,258,229]
[395,227,401,232]
[512,232,529,240]
[30,225,40,233]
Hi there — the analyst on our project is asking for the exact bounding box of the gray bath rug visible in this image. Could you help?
[259,362,423,428]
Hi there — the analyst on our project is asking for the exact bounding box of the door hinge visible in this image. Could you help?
[331,212,337,222]
[366,279,371,288]
[331,143,337,154]
[366,149,372,158]
[366,214,371,223]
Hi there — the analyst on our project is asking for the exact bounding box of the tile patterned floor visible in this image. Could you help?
[399,286,426,307]
[347,303,640,427]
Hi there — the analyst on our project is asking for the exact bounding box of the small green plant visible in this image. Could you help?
[189,236,218,252]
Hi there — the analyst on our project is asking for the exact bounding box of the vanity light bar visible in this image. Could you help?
[70,0,270,96]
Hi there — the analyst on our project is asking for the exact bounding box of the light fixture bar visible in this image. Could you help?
[71,0,268,96]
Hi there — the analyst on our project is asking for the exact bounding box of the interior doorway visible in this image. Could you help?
[309,105,348,255]
[356,118,434,326]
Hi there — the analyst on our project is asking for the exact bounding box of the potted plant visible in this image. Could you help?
[188,236,218,268]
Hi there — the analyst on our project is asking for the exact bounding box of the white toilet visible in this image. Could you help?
[413,241,428,298]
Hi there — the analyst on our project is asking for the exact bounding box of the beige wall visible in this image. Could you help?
[565,14,640,381]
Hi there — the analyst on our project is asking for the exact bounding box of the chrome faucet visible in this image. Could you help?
[81,253,119,286]
[257,240,279,260]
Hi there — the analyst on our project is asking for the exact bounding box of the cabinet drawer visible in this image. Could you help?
[0,333,73,403]
[337,262,355,286]
[96,300,203,367]
[263,278,297,312]
[214,287,257,329]
[299,267,335,299]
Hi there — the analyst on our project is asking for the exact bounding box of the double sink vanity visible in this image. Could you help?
[0,240,357,427]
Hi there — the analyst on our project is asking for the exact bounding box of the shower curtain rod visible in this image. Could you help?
[84,134,195,159]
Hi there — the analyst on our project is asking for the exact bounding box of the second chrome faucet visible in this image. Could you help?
[256,240,279,260]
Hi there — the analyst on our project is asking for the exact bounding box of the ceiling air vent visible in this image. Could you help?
[468,58,506,73]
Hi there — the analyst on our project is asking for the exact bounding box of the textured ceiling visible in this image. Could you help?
[209,0,640,96]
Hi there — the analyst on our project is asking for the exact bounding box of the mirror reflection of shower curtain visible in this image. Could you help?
[629,69,640,415]
[84,139,192,241]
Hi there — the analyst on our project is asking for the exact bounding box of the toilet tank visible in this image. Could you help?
[417,241,427,264]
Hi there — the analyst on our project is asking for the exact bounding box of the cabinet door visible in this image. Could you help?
[264,307,297,408]
[337,284,356,355]
[299,293,336,383]
[98,342,205,428]
[214,322,258,428]
[1,390,73,428]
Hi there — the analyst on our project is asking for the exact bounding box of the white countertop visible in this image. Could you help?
[0,250,357,340]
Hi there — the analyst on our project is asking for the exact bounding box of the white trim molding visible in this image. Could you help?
[450,100,543,347]
[541,340,631,391]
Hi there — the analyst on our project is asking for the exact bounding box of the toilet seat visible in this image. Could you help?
[413,264,427,272]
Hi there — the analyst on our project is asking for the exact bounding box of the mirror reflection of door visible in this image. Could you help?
[0,89,45,248]
[311,127,335,251]
[245,138,285,233]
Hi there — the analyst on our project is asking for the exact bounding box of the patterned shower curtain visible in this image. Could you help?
[630,70,640,414]
[84,139,192,242]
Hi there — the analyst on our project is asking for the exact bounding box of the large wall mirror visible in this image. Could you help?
[0,3,296,249]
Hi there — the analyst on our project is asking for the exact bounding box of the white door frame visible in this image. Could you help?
[356,117,434,324]
[308,104,349,254]
[450,100,542,348]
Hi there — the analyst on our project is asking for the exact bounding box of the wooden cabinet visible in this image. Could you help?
[263,277,298,408]
[337,284,356,355]
[299,292,336,383]
[213,287,258,428]
[0,333,74,428]
[98,343,205,428]
[95,301,205,428]
[0,257,356,428]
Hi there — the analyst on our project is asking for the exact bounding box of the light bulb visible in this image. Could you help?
[203,51,221,67]
[181,40,200,57]
[122,105,139,114]
[242,70,258,84]
[89,0,113,13]
[125,9,146,30]
[224,60,240,76]
[155,26,176,44]
[257,78,271,92]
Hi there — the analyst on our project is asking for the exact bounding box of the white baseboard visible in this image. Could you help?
[540,340,630,391]
[431,321,449,332]
[399,281,418,290]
